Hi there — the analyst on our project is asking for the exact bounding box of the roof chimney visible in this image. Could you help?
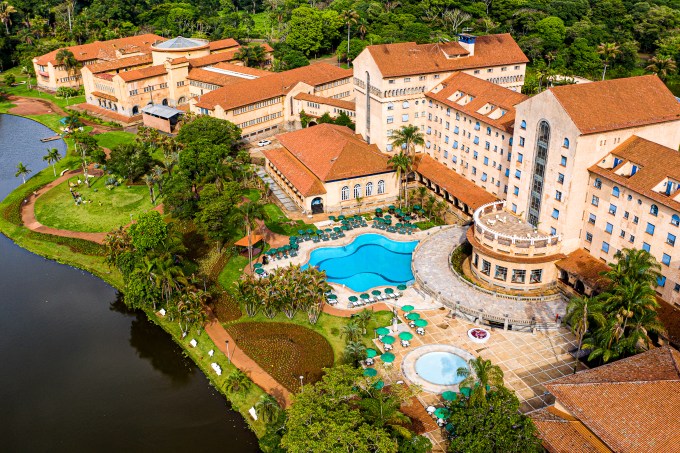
[458,34,476,56]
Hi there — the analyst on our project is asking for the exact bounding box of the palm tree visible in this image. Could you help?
[43,147,62,177]
[340,10,359,65]
[234,45,266,68]
[224,370,252,395]
[145,174,156,205]
[355,309,374,334]
[565,295,604,373]
[255,395,280,424]
[21,66,32,90]
[456,356,504,406]
[605,248,661,288]
[603,279,659,333]
[388,152,412,208]
[15,161,31,184]
[358,391,412,438]
[391,124,425,161]
[646,56,677,80]
[597,42,620,80]
[238,200,267,273]
[342,321,362,342]
[344,340,367,365]
[0,1,16,34]
[621,309,665,354]
[55,49,80,86]
[357,18,369,40]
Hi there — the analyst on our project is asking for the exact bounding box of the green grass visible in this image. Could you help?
[34,177,155,232]
[94,131,136,150]
[2,76,85,110]
[218,255,250,293]
[228,310,393,365]
[263,203,316,236]
[251,12,271,38]
[241,188,261,202]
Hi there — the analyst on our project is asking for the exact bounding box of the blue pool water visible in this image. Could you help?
[305,234,418,292]
[415,352,469,385]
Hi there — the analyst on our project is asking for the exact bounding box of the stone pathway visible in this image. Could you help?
[412,226,567,324]
[256,168,298,212]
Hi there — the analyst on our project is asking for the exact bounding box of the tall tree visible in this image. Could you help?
[237,199,266,272]
[646,56,677,80]
[456,356,504,406]
[565,295,604,373]
[55,49,80,86]
[388,151,413,208]
[340,9,359,65]
[597,42,620,80]
[0,1,16,34]
[15,161,31,184]
[42,147,62,177]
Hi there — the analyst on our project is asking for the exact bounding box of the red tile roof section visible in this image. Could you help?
[294,92,356,111]
[550,75,680,135]
[425,72,527,132]
[195,63,352,111]
[414,154,497,210]
[542,347,680,453]
[188,50,242,68]
[276,124,393,181]
[208,38,239,51]
[555,249,611,292]
[262,147,326,197]
[588,136,680,212]
[117,65,167,82]
[366,34,528,78]
[35,34,164,65]
[212,62,272,77]
[531,408,604,453]
[86,54,153,73]
[186,68,247,87]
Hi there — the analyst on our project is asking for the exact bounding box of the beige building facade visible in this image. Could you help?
[352,34,528,152]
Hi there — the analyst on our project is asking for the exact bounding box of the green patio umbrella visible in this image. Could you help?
[375,208,383,213]
[329,216,336,221]
[325,228,332,232]
[291,243,299,250]
[290,236,298,241]
[372,379,385,390]
[255,268,264,275]
[306,228,315,234]
[395,223,403,228]
[398,332,413,341]
[363,368,378,377]
[298,229,306,235]
[401,305,415,312]
[253,263,263,269]
[397,284,407,291]
[384,288,394,294]
[360,293,370,300]
[413,205,421,210]
[381,335,395,344]
[384,215,392,219]
[376,327,390,335]
[349,296,358,302]
[406,313,421,321]
[445,423,455,434]
[434,408,451,419]
[414,319,428,327]
[354,215,362,220]
[442,391,457,402]
[283,245,291,251]
[371,289,381,296]
[338,215,346,220]
[333,227,341,232]
[366,348,378,358]
[327,294,337,300]
[403,216,412,222]
[388,205,395,210]
[316,230,323,235]
[380,352,395,363]
[341,219,349,225]
[459,387,472,398]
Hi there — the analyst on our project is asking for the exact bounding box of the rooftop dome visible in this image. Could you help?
[153,36,208,50]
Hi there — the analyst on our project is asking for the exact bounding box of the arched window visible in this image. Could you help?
[594,178,602,189]
[612,186,620,197]
[365,182,373,196]
[131,105,139,115]
[520,120,526,130]
[161,98,168,106]
[486,126,491,135]
[563,138,570,149]
[341,186,350,201]
[650,204,659,216]
[387,102,394,110]
[354,184,361,199]
[377,180,385,194]
[672,214,680,227]
[474,121,480,131]
[177,96,186,104]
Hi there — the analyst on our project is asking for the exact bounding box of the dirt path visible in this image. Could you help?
[204,313,293,408]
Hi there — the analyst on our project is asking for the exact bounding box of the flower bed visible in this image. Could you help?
[467,328,490,344]
[225,322,334,392]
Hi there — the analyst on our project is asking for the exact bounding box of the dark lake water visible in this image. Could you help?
[0,114,259,451]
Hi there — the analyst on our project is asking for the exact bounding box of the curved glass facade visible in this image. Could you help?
[528,120,551,226]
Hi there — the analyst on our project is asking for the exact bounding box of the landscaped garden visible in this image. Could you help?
[94,131,136,150]
[34,177,155,232]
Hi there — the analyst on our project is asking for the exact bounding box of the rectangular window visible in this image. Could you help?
[646,223,655,235]
[519,137,525,147]
[494,265,507,281]
[387,116,394,124]
[620,230,626,238]
[513,186,519,196]
[517,153,523,163]
[473,136,480,145]
[557,173,564,184]
[511,269,526,283]
[658,276,667,287]
[560,156,567,166]
[550,227,557,235]
[481,173,488,182]
[530,269,542,283]
[662,253,672,266]
[629,234,635,243]
[401,114,409,122]
[552,209,559,219]
[668,233,676,246]
[624,211,629,219]
[602,242,610,253]
[605,222,613,234]
[592,195,599,206]
[633,216,639,224]
[472,167,477,175]
[609,204,617,215]
[473,151,478,159]
[588,213,596,224]
[643,242,651,252]
[481,260,491,275]
[586,232,593,242]
[555,190,562,201]
[483,157,489,165]
[674,283,680,292]
[515,170,521,179]
[511,203,517,213]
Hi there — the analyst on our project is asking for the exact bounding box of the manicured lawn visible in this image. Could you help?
[34,177,155,232]
[263,202,316,236]
[218,255,250,293]
[94,131,136,150]
[224,321,334,392]
[2,76,86,110]
[241,188,261,202]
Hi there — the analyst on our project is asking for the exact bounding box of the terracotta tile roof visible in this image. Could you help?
[188,49,241,68]
[34,34,163,65]
[195,63,352,111]
[117,64,167,82]
[425,72,527,132]
[530,408,605,453]
[276,124,392,181]
[208,38,240,51]
[212,62,272,77]
[86,54,153,73]
[262,147,326,197]
[414,154,497,210]
[588,136,680,212]
[657,298,680,348]
[94,73,115,81]
[186,68,246,87]
[555,249,611,292]
[91,91,118,102]
[294,92,355,111]
[542,347,680,453]
[365,34,528,78]
[550,75,680,135]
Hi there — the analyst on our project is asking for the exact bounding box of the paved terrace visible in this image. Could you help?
[412,226,567,324]
[478,209,543,238]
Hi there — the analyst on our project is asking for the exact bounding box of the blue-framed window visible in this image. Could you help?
[511,203,517,213]
[454,126,459,134]
[563,138,570,148]
[602,242,610,253]
[557,173,564,184]
[473,136,480,145]
[443,150,448,158]
[515,170,521,179]
[589,213,596,224]
[650,204,659,216]
[481,173,488,182]
[560,156,567,166]
[520,120,526,129]
[668,233,676,246]
[513,186,519,196]
[605,222,613,234]
[552,209,559,219]
[473,151,478,159]
[483,157,489,165]
[485,141,490,150]
[586,232,593,242]
[657,275,666,287]
[673,214,680,226]
[609,204,617,215]
[612,186,620,197]
[453,140,458,149]
[646,223,655,235]
[452,155,457,163]
[472,167,477,175]
[517,153,523,163]
[551,227,557,235]
[662,253,671,266]
[519,137,525,147]
[474,122,480,131]
[505,168,510,177]
[643,242,651,252]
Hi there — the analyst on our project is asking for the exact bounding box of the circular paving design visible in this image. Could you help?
[401,344,474,394]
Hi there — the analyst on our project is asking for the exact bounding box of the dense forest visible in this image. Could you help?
[3,0,680,91]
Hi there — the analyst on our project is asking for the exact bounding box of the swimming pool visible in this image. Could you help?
[305,234,418,292]
[415,351,469,386]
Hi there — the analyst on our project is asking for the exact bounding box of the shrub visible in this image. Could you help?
[56,86,79,98]
[214,292,242,322]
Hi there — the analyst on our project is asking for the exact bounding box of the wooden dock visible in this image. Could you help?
[40,135,62,143]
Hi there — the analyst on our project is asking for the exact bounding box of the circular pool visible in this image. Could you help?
[415,351,469,385]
